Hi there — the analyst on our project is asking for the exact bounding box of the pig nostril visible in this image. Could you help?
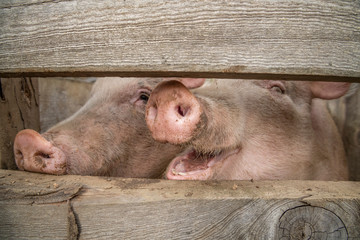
[15,150,23,158]
[178,106,184,117]
[177,106,188,117]
[35,152,51,159]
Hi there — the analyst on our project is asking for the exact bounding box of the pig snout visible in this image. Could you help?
[14,129,67,175]
[146,80,203,144]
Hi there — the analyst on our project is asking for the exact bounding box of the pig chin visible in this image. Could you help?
[165,147,240,180]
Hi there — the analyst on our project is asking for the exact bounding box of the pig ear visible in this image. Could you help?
[177,78,205,89]
[310,82,351,99]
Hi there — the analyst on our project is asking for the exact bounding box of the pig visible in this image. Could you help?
[145,79,350,180]
[13,77,203,178]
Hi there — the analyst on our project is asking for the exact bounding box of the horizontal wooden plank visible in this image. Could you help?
[0,170,359,239]
[0,0,359,81]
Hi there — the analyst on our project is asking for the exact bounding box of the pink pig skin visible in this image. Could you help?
[14,77,204,177]
[146,79,349,180]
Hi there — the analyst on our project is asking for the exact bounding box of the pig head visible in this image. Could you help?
[14,77,203,178]
[146,79,350,180]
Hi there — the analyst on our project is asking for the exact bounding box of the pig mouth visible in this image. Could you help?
[166,148,240,180]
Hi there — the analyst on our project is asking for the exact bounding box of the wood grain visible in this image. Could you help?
[0,0,359,81]
[0,170,359,239]
[0,78,39,170]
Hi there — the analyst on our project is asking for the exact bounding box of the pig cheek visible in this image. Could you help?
[82,120,135,176]
[210,156,239,180]
[245,94,297,135]
[50,134,98,175]
[76,130,114,174]
[66,146,96,175]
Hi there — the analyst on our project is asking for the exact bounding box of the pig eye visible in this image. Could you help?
[139,92,150,103]
[271,85,285,94]
[132,89,151,106]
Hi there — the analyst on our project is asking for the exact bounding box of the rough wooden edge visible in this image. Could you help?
[1,72,359,82]
[0,170,359,239]
[1,0,359,81]
[2,169,359,202]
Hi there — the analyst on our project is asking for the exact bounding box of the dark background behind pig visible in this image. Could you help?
[36,78,360,181]
[327,84,360,181]
[39,77,95,132]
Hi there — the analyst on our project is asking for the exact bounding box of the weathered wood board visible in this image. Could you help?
[0,170,359,240]
[0,78,39,170]
[0,1,359,238]
[0,0,359,81]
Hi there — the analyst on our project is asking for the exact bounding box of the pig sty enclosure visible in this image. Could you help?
[0,1,360,239]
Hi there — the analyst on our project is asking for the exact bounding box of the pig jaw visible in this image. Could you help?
[165,148,241,180]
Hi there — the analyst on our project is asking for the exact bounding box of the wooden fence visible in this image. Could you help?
[1,170,360,239]
[0,0,359,239]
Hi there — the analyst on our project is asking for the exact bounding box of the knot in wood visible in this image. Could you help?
[277,206,347,240]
